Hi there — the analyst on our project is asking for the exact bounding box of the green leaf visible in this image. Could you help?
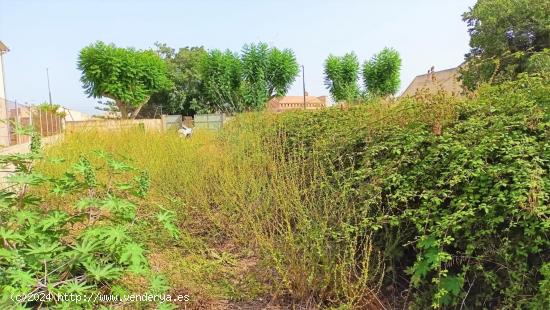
[148,274,170,294]
[440,275,463,297]
[69,237,102,261]
[39,211,69,231]
[82,261,123,282]
[156,209,180,240]
[0,227,23,242]
[15,210,40,225]
[7,172,47,185]
[7,269,36,288]
[24,242,64,258]
[82,226,128,252]
[118,242,147,274]
[54,279,95,295]
[0,248,20,264]
[100,196,136,220]
[107,159,134,172]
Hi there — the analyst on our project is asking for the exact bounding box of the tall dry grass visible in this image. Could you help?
[37,121,389,308]
[36,93,462,308]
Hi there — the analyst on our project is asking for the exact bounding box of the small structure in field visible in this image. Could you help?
[401,66,464,97]
[267,92,327,112]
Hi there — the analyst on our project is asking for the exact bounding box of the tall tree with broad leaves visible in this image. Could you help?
[460,0,550,90]
[241,42,299,111]
[78,41,172,119]
[362,47,402,97]
[323,53,360,103]
[199,49,243,113]
[144,43,208,117]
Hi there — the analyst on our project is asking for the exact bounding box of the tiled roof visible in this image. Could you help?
[0,41,9,53]
[267,95,327,112]
[272,96,326,104]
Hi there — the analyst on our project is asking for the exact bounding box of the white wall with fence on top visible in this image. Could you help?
[0,98,64,147]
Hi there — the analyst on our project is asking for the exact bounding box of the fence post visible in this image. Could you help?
[46,111,50,136]
[2,99,8,146]
[6,100,12,145]
[14,101,20,144]
[29,105,33,128]
[39,109,43,137]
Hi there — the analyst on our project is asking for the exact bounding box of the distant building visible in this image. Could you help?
[401,66,464,97]
[61,107,92,121]
[267,92,327,112]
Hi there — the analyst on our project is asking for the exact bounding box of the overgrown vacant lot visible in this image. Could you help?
[3,75,549,309]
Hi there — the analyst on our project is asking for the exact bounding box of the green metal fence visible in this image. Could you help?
[163,115,182,130]
[193,113,226,130]
[163,113,232,131]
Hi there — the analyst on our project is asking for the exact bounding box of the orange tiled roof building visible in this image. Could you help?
[267,92,327,112]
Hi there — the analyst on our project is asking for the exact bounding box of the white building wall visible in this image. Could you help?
[0,50,10,147]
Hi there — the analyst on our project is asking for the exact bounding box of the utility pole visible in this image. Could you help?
[46,68,53,105]
[302,65,306,110]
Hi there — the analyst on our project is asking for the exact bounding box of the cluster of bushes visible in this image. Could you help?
[216,74,549,308]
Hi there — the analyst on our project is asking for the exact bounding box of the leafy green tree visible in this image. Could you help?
[323,53,360,102]
[145,43,208,116]
[200,49,243,113]
[362,47,402,97]
[140,42,299,114]
[460,0,550,90]
[78,41,172,119]
[241,42,299,110]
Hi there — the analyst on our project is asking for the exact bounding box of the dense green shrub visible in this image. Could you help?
[359,75,549,308]
[222,74,550,308]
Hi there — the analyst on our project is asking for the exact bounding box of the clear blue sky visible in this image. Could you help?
[0,0,477,114]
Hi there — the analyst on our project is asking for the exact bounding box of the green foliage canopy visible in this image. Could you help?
[241,42,300,110]
[146,42,299,115]
[200,49,243,113]
[323,52,360,102]
[362,47,402,96]
[460,0,550,90]
[146,43,208,116]
[78,41,172,119]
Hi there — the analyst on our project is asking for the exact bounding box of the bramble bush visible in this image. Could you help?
[219,74,549,308]
[357,74,550,308]
[0,128,179,309]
